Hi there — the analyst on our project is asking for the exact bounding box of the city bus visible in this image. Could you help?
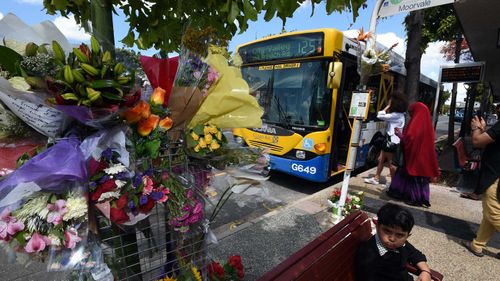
[233,28,437,182]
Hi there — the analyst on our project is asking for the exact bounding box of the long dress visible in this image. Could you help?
[387,102,439,207]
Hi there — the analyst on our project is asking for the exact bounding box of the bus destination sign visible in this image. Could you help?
[441,65,483,83]
[238,33,324,64]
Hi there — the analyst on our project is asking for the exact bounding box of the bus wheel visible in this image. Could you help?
[366,145,381,167]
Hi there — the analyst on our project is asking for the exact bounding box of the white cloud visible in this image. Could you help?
[53,16,90,42]
[16,0,43,4]
[376,32,406,56]
[0,12,3,20]
[300,0,312,8]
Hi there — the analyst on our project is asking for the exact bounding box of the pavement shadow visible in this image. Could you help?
[361,193,500,251]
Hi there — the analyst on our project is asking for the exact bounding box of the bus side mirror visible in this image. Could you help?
[327,62,343,89]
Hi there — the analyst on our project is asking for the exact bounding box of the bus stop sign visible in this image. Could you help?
[441,64,484,83]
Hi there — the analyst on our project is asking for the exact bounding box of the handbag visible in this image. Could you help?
[383,134,398,153]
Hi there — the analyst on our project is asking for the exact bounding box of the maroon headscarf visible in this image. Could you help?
[403,102,440,178]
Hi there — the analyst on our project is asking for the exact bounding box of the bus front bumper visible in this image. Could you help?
[269,154,330,182]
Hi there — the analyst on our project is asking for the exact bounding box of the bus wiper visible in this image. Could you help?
[274,95,290,129]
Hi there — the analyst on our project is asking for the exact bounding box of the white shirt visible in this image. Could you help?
[377,110,405,144]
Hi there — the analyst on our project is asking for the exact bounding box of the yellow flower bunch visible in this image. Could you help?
[187,123,226,155]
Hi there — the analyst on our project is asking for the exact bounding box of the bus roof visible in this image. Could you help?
[236,28,437,88]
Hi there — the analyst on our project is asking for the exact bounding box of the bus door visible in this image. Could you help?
[330,55,359,175]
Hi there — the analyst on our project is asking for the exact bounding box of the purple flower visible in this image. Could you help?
[116,172,129,180]
[139,195,148,206]
[188,213,202,224]
[143,168,153,177]
[186,189,193,199]
[151,191,163,202]
[0,208,24,240]
[133,175,142,188]
[102,148,113,161]
[88,182,97,189]
[128,200,136,210]
[182,204,192,212]
[177,211,190,222]
[98,175,110,184]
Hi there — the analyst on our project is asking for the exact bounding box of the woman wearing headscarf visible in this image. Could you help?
[387,102,440,207]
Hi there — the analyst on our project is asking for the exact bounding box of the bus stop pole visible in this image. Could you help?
[432,70,443,129]
[336,118,363,221]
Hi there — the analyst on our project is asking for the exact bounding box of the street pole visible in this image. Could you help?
[336,0,385,221]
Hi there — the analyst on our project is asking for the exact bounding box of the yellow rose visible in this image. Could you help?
[209,126,218,134]
[203,126,211,136]
[205,133,212,144]
[191,131,200,141]
[210,141,220,150]
[194,145,200,152]
[199,138,207,148]
[216,131,222,140]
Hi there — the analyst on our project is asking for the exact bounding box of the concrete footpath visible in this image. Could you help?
[209,168,500,281]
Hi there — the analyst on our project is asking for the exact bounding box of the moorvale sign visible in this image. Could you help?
[379,0,455,18]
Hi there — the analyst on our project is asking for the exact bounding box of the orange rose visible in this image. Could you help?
[123,101,150,124]
[158,117,173,131]
[150,87,166,106]
[137,114,160,136]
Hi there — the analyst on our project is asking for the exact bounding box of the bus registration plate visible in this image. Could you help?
[291,163,317,174]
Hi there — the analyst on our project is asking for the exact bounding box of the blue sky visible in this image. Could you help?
[0,0,465,101]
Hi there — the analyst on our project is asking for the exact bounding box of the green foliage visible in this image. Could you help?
[405,4,460,52]
[0,46,23,76]
[43,0,367,52]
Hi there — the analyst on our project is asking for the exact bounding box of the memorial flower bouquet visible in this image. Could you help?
[88,148,170,225]
[0,137,90,270]
[327,188,364,216]
[207,255,245,281]
[123,86,174,159]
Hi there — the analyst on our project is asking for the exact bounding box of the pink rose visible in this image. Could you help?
[47,200,68,226]
[25,233,51,253]
[142,176,154,195]
[64,228,82,249]
[158,187,170,203]
[193,201,203,214]
[0,208,24,240]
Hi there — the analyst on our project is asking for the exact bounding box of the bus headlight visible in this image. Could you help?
[296,150,306,159]
[235,137,244,145]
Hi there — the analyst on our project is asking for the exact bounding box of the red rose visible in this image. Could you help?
[138,197,155,214]
[100,179,117,192]
[115,192,129,209]
[208,262,224,280]
[90,179,117,202]
[110,207,129,224]
[88,158,101,176]
[227,255,243,271]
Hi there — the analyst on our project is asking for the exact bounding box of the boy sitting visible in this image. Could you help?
[355,203,432,281]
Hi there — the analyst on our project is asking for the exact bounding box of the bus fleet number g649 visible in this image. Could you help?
[291,164,317,174]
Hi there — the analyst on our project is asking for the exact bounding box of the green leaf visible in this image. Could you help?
[227,1,240,23]
[101,91,123,101]
[263,1,277,21]
[0,46,23,75]
[186,134,198,148]
[193,124,204,135]
[243,0,258,21]
[145,139,161,158]
[121,31,135,47]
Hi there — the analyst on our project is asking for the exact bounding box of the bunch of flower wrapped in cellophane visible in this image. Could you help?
[123,86,174,159]
[88,148,171,225]
[0,137,93,271]
[46,37,140,128]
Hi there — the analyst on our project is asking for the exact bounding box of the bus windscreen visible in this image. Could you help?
[241,60,330,128]
[238,33,324,64]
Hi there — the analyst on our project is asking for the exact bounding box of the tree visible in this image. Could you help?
[43,0,367,53]
[403,4,464,144]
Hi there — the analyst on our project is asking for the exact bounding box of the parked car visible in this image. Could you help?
[455,109,464,123]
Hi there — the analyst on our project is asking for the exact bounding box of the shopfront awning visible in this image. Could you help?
[454,0,500,102]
